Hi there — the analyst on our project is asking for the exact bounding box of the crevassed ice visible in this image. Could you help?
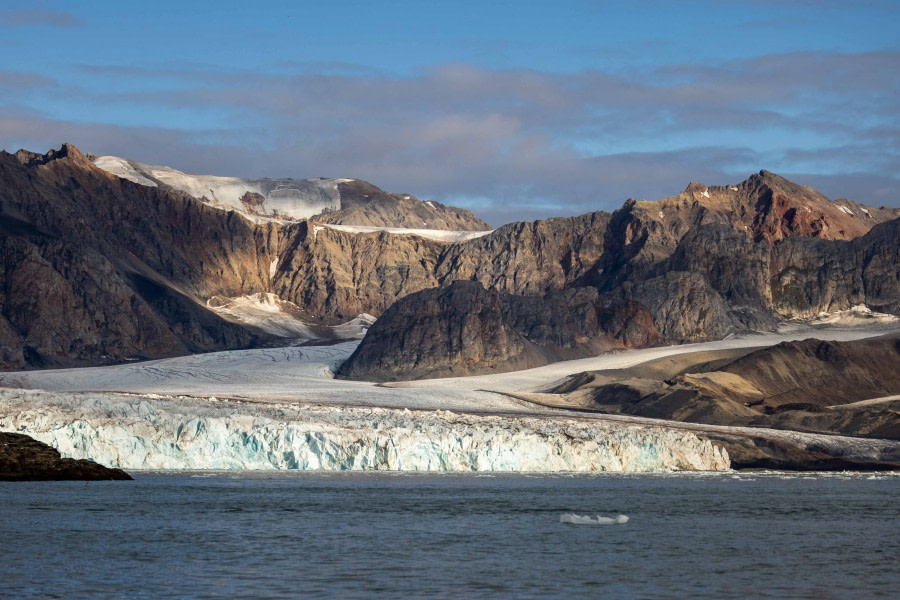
[0,389,730,473]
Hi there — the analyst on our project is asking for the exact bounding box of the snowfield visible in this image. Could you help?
[92,155,347,221]
[322,223,493,243]
[205,294,373,342]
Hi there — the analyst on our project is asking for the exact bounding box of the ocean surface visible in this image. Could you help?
[2,472,898,599]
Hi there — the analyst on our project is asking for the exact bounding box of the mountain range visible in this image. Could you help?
[1,143,898,378]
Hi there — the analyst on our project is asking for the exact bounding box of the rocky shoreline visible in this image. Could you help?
[0,431,132,481]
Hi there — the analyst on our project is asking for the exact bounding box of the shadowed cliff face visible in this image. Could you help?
[0,144,277,368]
[434,212,611,295]
[770,218,900,318]
[337,281,542,381]
[337,280,659,382]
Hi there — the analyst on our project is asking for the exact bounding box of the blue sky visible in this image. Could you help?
[1,0,898,225]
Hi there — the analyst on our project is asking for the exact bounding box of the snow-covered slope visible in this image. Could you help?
[0,389,729,472]
[205,294,374,342]
[322,223,492,243]
[206,293,316,338]
[806,304,899,326]
[92,155,348,222]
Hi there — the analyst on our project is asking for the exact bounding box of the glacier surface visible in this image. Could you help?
[0,389,729,473]
[92,155,347,222]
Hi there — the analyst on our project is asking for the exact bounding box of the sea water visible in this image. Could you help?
[2,473,897,598]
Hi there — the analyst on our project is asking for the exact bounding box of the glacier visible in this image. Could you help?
[0,388,729,473]
[92,155,348,222]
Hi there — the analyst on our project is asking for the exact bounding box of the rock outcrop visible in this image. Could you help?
[314,179,490,230]
[434,212,610,295]
[0,431,132,481]
[273,222,444,323]
[338,281,655,381]
[338,281,545,380]
[340,218,900,381]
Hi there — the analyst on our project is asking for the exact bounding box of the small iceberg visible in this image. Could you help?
[560,513,629,525]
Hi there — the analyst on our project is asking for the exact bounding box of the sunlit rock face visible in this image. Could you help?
[0,389,729,472]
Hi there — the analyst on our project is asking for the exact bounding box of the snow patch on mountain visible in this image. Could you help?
[92,156,158,187]
[206,293,315,339]
[332,314,376,339]
[205,294,375,342]
[92,155,348,221]
[322,223,493,243]
[808,304,898,326]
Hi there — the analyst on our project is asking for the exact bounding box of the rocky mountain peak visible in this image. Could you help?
[43,142,89,164]
[7,143,87,168]
[684,181,709,195]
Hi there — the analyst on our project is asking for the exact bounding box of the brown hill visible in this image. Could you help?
[548,334,900,439]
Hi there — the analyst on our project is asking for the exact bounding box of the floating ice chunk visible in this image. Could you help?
[560,513,629,525]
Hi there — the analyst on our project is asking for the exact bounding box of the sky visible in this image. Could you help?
[1,0,898,226]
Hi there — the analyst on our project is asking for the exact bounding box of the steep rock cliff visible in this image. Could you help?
[0,145,272,367]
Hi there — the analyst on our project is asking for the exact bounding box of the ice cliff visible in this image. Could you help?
[0,389,729,472]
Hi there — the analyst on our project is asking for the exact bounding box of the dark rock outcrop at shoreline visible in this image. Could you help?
[701,432,900,471]
[0,431,132,481]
